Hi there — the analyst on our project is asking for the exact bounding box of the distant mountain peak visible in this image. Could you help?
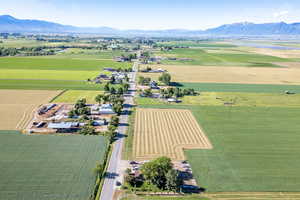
[0,14,300,36]
[0,15,17,20]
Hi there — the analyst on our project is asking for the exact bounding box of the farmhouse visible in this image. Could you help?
[104,67,117,72]
[99,104,115,114]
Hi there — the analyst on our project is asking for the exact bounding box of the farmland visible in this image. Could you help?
[137,92,300,107]
[139,64,300,85]
[133,108,212,161]
[0,90,61,130]
[185,106,300,192]
[53,90,103,104]
[0,131,108,200]
[155,48,290,66]
[0,56,130,90]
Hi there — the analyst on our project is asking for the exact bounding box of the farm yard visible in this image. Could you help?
[133,108,212,161]
[0,90,61,130]
[0,131,108,200]
[139,64,300,85]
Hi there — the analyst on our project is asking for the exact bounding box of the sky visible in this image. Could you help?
[0,0,300,30]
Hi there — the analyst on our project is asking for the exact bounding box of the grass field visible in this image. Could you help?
[140,64,300,85]
[177,82,300,93]
[184,106,300,192]
[0,79,104,90]
[157,41,236,48]
[0,57,130,71]
[0,69,100,80]
[121,194,209,200]
[137,92,300,107]
[0,90,61,130]
[133,108,212,160]
[53,90,103,104]
[0,131,108,200]
[155,48,290,66]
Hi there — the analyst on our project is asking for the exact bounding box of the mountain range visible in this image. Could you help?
[1,15,300,36]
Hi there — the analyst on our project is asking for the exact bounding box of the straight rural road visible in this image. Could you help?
[100,61,138,200]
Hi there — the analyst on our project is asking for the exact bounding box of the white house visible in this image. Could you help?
[99,104,115,114]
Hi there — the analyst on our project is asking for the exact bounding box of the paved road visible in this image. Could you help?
[100,62,138,200]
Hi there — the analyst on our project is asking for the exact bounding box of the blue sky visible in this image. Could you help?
[1,0,300,30]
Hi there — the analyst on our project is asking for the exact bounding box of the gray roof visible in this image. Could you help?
[48,122,78,129]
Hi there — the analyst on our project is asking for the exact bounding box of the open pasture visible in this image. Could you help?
[0,57,130,71]
[185,106,300,192]
[156,48,290,67]
[53,90,103,104]
[0,131,107,200]
[140,64,300,85]
[137,92,300,107]
[133,108,212,161]
[0,79,104,90]
[0,69,99,80]
[157,41,237,48]
[0,90,61,130]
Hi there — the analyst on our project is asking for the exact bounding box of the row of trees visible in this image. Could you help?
[104,83,130,96]
[0,47,19,56]
[138,73,171,86]
[160,87,197,99]
[124,157,182,192]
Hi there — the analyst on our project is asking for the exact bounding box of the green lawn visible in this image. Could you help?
[177,82,300,93]
[156,48,290,67]
[0,79,104,90]
[0,131,108,200]
[53,90,103,104]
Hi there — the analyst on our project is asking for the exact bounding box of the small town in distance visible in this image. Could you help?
[1,1,300,200]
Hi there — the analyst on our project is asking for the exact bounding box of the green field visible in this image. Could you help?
[0,131,108,200]
[177,82,300,93]
[185,106,300,192]
[156,48,290,66]
[0,57,130,71]
[137,92,300,107]
[53,90,103,103]
[0,69,99,80]
[0,79,104,90]
[0,56,131,90]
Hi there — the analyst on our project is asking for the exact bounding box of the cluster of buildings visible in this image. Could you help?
[28,103,115,134]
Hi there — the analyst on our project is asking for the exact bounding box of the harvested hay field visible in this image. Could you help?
[140,64,300,85]
[248,47,300,58]
[0,90,61,130]
[133,108,212,161]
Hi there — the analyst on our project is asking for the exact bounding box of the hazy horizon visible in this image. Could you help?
[1,0,300,30]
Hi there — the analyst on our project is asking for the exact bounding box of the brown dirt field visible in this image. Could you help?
[133,108,212,161]
[140,64,300,85]
[248,47,300,58]
[0,90,61,130]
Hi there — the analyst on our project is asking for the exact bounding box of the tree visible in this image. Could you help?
[95,94,104,104]
[113,103,123,115]
[165,169,181,192]
[141,156,173,189]
[143,88,152,97]
[110,116,119,127]
[102,94,110,104]
[104,83,110,92]
[75,98,87,109]
[159,73,171,86]
[110,87,116,94]
[123,83,130,92]
[117,87,124,95]
[68,109,77,118]
[93,163,103,177]
[79,125,97,135]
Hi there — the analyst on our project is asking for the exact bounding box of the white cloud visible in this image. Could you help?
[273,10,289,18]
